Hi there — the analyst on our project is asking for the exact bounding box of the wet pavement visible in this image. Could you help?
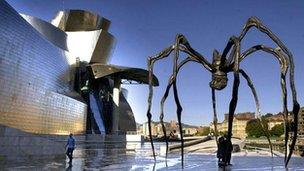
[1,142,304,170]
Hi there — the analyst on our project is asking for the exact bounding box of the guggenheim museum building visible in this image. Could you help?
[0,0,157,140]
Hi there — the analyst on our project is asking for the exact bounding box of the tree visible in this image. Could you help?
[246,119,268,138]
[196,127,210,136]
[270,123,284,137]
[262,113,273,119]
[219,131,228,136]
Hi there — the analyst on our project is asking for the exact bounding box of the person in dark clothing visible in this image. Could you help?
[65,133,76,163]
[301,149,304,157]
[217,136,227,167]
[224,135,233,166]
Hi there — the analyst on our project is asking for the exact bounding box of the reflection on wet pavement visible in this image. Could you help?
[1,142,304,170]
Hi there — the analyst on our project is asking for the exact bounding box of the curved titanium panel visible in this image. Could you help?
[51,9,115,64]
[119,93,136,132]
[89,64,159,86]
[51,10,111,31]
[89,92,106,133]
[121,88,128,99]
[90,30,115,64]
[65,29,115,64]
[21,14,68,51]
[0,1,87,135]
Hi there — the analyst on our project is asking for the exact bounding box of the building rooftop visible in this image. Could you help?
[222,112,255,122]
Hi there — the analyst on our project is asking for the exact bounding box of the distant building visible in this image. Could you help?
[183,127,198,136]
[139,120,198,137]
[210,112,255,139]
[265,113,284,129]
[196,126,210,136]
[298,107,304,147]
[142,121,157,137]
[136,124,143,135]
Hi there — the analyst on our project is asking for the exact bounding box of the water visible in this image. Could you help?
[1,142,304,170]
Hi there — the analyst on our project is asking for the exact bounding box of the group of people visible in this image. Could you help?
[217,135,233,167]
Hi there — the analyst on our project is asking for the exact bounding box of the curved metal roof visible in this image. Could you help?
[51,10,111,32]
[89,64,159,86]
[21,14,68,51]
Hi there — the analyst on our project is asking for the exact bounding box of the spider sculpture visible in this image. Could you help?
[146,17,300,168]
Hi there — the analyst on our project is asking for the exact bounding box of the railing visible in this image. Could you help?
[245,145,284,156]
[245,140,304,155]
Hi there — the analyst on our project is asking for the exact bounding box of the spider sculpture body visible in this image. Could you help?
[146,17,300,168]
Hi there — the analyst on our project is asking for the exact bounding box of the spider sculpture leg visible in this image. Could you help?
[147,46,175,160]
[221,36,238,67]
[173,35,216,168]
[160,34,212,167]
[147,62,156,161]
[173,80,184,167]
[156,36,188,168]
[172,35,185,168]
[159,75,174,160]
[147,34,213,166]
[224,70,240,168]
[239,17,300,166]
[158,57,200,162]
[211,36,243,148]
[281,70,289,161]
[163,35,189,163]
[176,35,213,72]
[239,69,273,156]
[227,72,240,140]
[225,36,241,143]
[217,36,274,161]
[240,45,291,164]
[225,41,274,155]
[211,88,219,145]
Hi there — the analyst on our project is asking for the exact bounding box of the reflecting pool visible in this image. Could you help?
[1,142,304,170]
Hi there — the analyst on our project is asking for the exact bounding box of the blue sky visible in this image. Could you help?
[7,0,304,126]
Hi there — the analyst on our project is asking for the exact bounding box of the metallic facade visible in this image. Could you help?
[0,1,156,135]
[0,1,87,135]
[119,93,136,132]
[51,10,111,32]
[89,63,159,86]
[21,14,68,51]
[52,10,115,64]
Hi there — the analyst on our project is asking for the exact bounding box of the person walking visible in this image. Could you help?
[224,135,233,166]
[65,133,75,163]
[217,136,226,167]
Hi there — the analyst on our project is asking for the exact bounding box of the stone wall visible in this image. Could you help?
[0,125,68,161]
